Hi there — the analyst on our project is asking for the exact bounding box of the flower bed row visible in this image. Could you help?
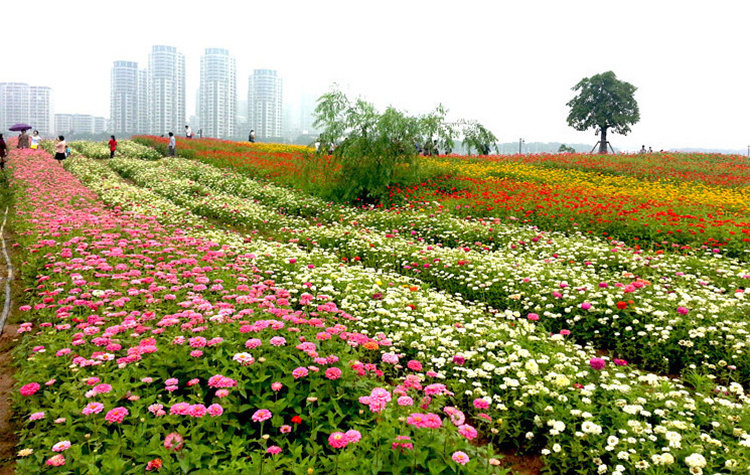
[59,153,750,473]
[9,150,500,473]
[104,157,750,386]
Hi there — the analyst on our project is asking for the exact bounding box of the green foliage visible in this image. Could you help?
[461,121,498,155]
[313,86,496,203]
[566,71,640,138]
[557,144,576,153]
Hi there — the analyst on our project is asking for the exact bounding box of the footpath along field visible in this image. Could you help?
[5,140,750,474]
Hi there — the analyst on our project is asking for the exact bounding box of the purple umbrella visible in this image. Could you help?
[8,123,32,131]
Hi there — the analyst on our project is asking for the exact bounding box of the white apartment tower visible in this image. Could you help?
[148,45,185,135]
[199,48,236,139]
[110,61,139,135]
[248,69,282,139]
[0,82,54,135]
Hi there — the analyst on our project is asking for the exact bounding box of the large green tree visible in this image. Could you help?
[566,71,640,154]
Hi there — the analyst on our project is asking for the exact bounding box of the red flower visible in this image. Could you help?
[291,415,302,425]
[616,301,627,310]
[146,459,163,471]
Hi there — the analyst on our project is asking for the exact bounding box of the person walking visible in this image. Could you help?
[108,135,118,158]
[30,130,42,150]
[0,134,7,170]
[168,132,176,156]
[248,129,255,143]
[54,136,67,161]
[17,130,30,149]
[185,125,193,139]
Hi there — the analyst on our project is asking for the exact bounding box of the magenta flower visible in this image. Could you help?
[280,425,292,434]
[46,454,66,467]
[325,367,342,380]
[188,404,207,418]
[266,445,282,455]
[269,336,286,346]
[452,354,465,366]
[580,302,592,310]
[104,407,128,424]
[271,382,283,391]
[207,404,223,417]
[94,383,112,394]
[677,306,689,315]
[473,398,489,409]
[328,432,348,449]
[19,382,40,396]
[457,424,478,440]
[527,313,539,321]
[407,360,423,371]
[170,403,190,415]
[252,409,272,422]
[397,396,414,406]
[589,357,606,370]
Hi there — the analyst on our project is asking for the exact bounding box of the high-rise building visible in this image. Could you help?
[0,82,54,135]
[199,48,236,139]
[110,61,139,135]
[148,45,185,135]
[137,69,148,133]
[248,69,282,140]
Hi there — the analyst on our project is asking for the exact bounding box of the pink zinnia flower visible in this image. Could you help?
[325,367,342,380]
[407,360,423,371]
[269,336,286,346]
[452,354,465,366]
[328,432,348,449]
[82,402,104,415]
[94,383,112,394]
[345,430,362,444]
[527,313,539,321]
[589,357,606,370]
[452,451,469,465]
[266,445,282,455]
[677,306,689,315]
[397,396,414,406]
[473,398,489,409]
[292,367,308,379]
[46,454,66,467]
[381,353,399,364]
[164,432,184,452]
[423,413,443,429]
[29,412,45,421]
[271,382,283,391]
[280,425,292,433]
[457,424,478,440]
[580,302,592,310]
[165,378,178,386]
[215,389,229,398]
[252,409,272,422]
[104,407,128,424]
[188,404,207,418]
[170,403,190,415]
[190,350,204,357]
[207,404,223,417]
[19,383,40,396]
[52,441,71,452]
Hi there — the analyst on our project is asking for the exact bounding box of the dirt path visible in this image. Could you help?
[0,322,19,473]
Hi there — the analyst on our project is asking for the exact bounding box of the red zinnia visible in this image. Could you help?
[616,301,627,310]
[291,415,302,424]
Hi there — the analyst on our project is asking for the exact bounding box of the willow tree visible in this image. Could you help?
[566,71,640,154]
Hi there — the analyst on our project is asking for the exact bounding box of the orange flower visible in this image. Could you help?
[363,341,379,351]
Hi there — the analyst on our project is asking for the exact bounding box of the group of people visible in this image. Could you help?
[0,130,72,168]
[14,129,43,150]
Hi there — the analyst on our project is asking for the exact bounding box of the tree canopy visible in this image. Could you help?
[313,87,497,202]
[566,71,639,153]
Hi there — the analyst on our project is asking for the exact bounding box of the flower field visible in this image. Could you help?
[5,141,750,474]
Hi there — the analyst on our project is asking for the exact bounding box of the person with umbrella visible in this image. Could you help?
[8,123,32,149]
[17,129,29,149]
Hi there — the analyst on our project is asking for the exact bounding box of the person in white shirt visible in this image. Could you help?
[168,132,176,156]
[30,130,42,150]
[185,125,193,139]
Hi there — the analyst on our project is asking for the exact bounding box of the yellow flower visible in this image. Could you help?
[17,448,34,457]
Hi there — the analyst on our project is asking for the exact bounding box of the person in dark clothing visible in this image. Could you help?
[248,129,256,143]
[482,143,490,155]
[17,130,30,149]
[0,134,7,170]
[108,136,117,158]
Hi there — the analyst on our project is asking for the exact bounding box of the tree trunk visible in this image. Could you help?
[598,127,608,154]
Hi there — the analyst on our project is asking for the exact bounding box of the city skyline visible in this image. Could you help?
[2,1,749,150]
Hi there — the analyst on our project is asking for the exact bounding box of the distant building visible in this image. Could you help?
[111,61,140,135]
[248,69,282,140]
[199,48,236,139]
[137,69,148,133]
[0,82,54,135]
[148,45,185,135]
[55,114,107,135]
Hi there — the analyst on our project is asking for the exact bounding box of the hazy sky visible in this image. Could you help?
[4,0,749,151]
